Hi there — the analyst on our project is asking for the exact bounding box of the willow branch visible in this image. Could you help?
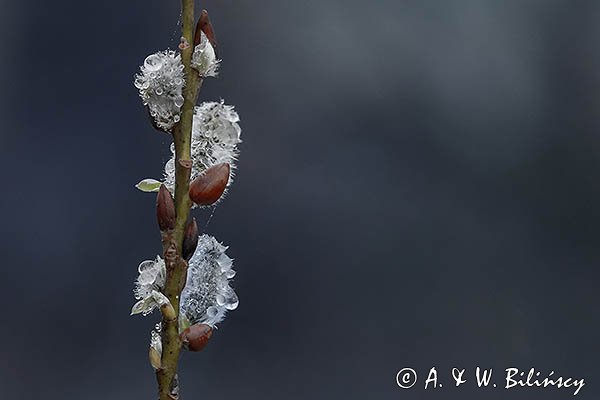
[156,0,203,398]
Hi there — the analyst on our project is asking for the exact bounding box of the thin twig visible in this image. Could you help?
[155,1,204,398]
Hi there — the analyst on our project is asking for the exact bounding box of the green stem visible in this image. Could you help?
[156,1,203,398]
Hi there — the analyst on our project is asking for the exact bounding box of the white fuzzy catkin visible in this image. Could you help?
[131,257,167,316]
[164,100,241,194]
[134,50,185,131]
[180,234,238,327]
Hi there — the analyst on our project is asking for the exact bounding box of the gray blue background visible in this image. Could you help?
[1,1,598,399]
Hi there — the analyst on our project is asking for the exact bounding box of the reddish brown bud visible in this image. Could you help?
[180,323,213,352]
[182,217,199,261]
[189,163,230,206]
[157,185,176,231]
[194,9,219,57]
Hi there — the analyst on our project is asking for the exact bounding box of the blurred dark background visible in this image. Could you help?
[1,1,598,399]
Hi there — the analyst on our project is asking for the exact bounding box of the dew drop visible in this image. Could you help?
[216,254,232,272]
[206,306,219,318]
[219,287,239,310]
[174,95,184,108]
[144,54,163,72]
[225,296,239,311]
[138,260,155,273]
[139,271,155,285]
[225,269,236,279]
[165,159,175,175]
[216,277,228,290]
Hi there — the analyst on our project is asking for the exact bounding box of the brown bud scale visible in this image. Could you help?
[180,324,213,352]
[194,9,219,57]
[157,185,176,231]
[189,163,230,206]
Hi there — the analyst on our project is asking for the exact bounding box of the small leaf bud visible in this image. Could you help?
[136,178,162,192]
[149,346,162,370]
[157,185,176,231]
[182,218,199,261]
